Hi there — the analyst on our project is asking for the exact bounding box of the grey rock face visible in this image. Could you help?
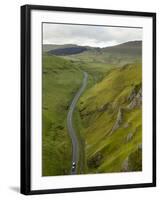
[109,108,123,135]
[128,88,137,102]
[121,157,129,171]
[98,103,109,112]
[124,123,129,128]
[87,152,103,169]
[127,87,142,109]
[126,132,133,142]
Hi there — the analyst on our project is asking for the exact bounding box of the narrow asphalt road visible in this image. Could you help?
[67,71,88,175]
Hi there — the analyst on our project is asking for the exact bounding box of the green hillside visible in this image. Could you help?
[102,41,142,56]
[42,55,83,176]
[50,41,142,67]
[78,63,142,173]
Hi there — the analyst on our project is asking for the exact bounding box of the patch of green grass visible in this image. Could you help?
[42,55,83,176]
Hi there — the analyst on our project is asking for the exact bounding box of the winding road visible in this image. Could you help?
[67,71,88,174]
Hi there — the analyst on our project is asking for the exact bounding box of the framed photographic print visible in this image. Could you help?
[21,4,156,195]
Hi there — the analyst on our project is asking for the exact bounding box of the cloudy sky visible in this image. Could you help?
[43,23,142,48]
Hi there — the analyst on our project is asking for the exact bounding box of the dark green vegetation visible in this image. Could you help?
[43,44,86,52]
[48,46,88,56]
[42,40,142,175]
[42,55,83,176]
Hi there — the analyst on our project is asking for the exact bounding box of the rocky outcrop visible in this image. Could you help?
[121,157,129,172]
[126,132,133,142]
[121,145,142,172]
[98,103,110,112]
[87,152,103,169]
[109,108,123,135]
[127,86,142,109]
[107,85,142,136]
[124,123,129,128]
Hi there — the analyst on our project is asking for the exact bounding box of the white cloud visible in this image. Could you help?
[43,23,142,48]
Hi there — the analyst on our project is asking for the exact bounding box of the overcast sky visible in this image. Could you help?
[43,23,142,48]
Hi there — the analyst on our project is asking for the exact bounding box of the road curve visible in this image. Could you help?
[67,71,88,175]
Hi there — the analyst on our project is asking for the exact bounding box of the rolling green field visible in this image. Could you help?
[42,55,83,176]
[42,41,142,175]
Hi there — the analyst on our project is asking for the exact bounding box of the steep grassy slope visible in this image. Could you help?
[78,63,142,173]
[42,55,83,176]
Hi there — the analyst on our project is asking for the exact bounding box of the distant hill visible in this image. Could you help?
[45,44,97,56]
[102,41,142,56]
[43,44,78,52]
[44,41,142,55]
[44,41,142,66]
[106,40,142,48]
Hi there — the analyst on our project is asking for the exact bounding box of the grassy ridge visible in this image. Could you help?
[42,55,83,176]
[78,63,142,173]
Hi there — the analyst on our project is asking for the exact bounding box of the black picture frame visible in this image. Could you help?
[21,4,156,195]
